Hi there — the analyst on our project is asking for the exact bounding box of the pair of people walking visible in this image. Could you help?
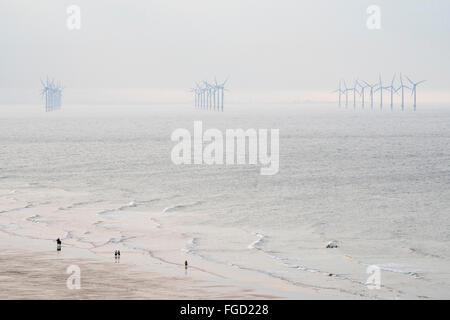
[114,250,121,261]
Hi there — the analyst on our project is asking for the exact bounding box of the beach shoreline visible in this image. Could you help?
[0,233,277,299]
[0,231,328,300]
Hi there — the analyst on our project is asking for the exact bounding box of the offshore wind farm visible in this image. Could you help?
[40,78,64,112]
[334,74,426,111]
[191,78,228,111]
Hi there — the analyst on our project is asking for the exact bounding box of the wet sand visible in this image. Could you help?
[0,244,283,300]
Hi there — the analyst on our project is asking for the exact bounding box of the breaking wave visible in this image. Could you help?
[162,201,203,214]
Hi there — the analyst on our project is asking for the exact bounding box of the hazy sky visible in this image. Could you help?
[1,0,449,103]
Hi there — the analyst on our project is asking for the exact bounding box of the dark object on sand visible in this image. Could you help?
[326,240,338,248]
[56,238,62,251]
[184,260,188,269]
[114,250,118,258]
[118,250,120,258]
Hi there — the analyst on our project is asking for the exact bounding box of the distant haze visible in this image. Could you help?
[1,0,449,104]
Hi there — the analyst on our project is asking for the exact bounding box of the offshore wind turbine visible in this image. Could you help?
[332,80,343,107]
[375,75,390,110]
[211,80,217,110]
[351,80,359,109]
[203,81,209,109]
[357,80,367,109]
[204,81,215,110]
[397,73,410,111]
[196,86,201,108]
[388,74,396,111]
[406,76,426,111]
[362,80,377,109]
[376,75,383,109]
[214,77,228,111]
[201,83,206,108]
[40,79,49,109]
[343,80,349,108]
[214,78,220,110]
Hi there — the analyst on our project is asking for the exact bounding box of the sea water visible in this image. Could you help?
[0,103,449,298]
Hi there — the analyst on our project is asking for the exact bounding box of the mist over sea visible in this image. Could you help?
[1,103,449,298]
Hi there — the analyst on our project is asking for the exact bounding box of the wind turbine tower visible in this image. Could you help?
[362,80,377,109]
[333,80,343,107]
[397,73,411,111]
[406,76,426,111]
[357,80,367,109]
[389,74,396,111]
[352,80,359,109]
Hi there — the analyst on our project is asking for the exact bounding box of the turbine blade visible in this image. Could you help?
[406,76,414,85]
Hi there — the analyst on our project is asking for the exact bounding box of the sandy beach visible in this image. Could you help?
[0,183,360,300]
[1,230,336,299]
[0,235,284,300]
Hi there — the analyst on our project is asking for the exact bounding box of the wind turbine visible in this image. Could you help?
[332,80,343,107]
[357,80,367,109]
[349,81,359,109]
[406,76,426,111]
[375,75,390,110]
[51,79,57,110]
[351,80,359,109]
[211,79,217,110]
[196,82,203,108]
[204,81,216,110]
[214,77,228,111]
[200,83,206,108]
[203,81,209,109]
[388,74,396,111]
[362,80,377,109]
[342,80,349,108]
[40,79,49,110]
[397,73,411,111]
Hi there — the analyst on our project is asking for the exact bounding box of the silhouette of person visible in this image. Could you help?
[56,238,62,251]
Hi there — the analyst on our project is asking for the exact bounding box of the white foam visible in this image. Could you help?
[247,232,265,250]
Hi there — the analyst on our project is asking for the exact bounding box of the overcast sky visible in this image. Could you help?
[0,0,449,104]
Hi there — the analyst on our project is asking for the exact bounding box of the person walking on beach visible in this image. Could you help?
[56,238,62,251]
[117,250,120,260]
[114,250,118,261]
